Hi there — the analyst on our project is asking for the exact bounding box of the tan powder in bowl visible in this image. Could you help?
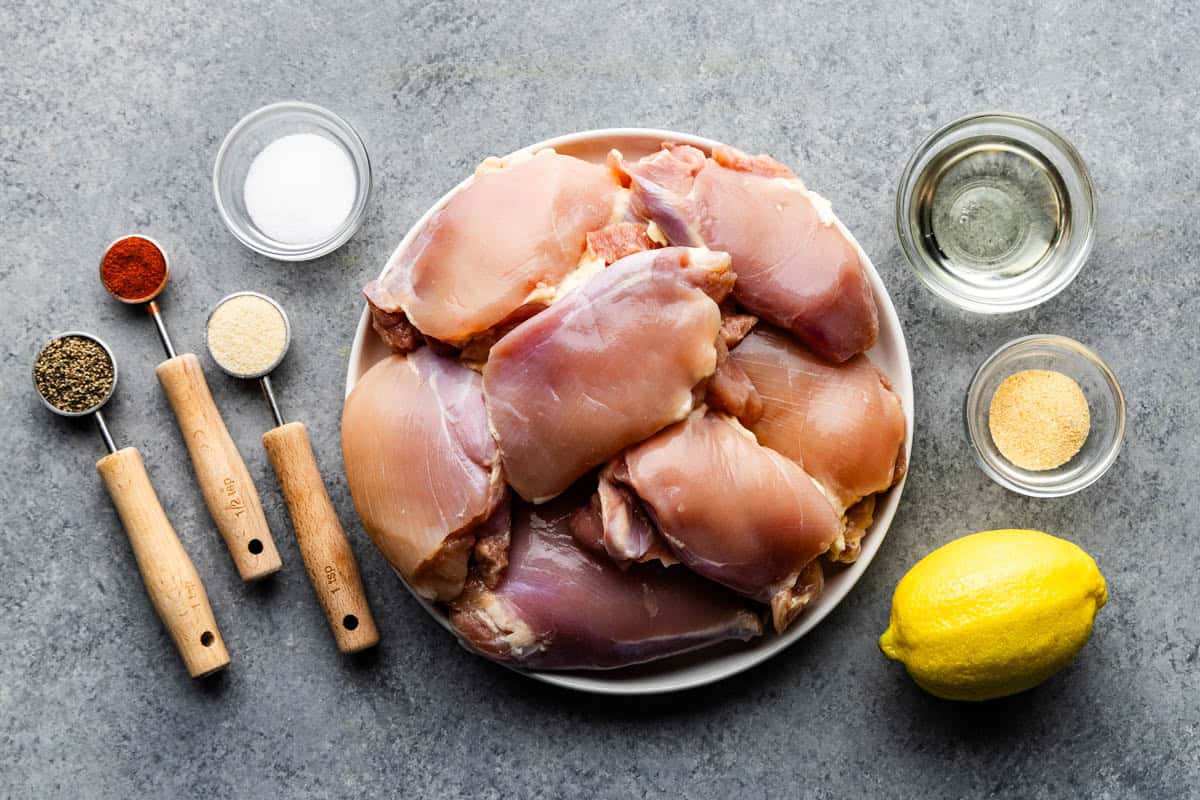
[988,369,1090,471]
[207,294,288,376]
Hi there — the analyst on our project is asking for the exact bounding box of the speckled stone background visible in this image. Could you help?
[2,1,1197,797]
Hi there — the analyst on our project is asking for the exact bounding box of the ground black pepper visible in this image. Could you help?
[34,335,114,413]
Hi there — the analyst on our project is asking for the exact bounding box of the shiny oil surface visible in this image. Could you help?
[912,137,1070,286]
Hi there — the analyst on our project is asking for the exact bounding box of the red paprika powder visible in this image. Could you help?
[100,236,168,302]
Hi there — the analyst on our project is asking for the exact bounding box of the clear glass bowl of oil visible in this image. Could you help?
[897,113,1096,313]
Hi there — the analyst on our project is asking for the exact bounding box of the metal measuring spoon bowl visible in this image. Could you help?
[99,234,172,305]
[33,331,118,416]
[206,291,292,426]
[99,234,181,360]
[33,331,120,451]
[205,291,292,378]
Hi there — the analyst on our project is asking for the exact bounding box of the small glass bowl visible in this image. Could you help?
[965,335,1124,497]
[897,112,1096,313]
[213,101,371,261]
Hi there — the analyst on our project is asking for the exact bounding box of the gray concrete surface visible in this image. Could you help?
[2,1,1197,797]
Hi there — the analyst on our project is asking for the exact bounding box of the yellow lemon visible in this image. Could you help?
[879,529,1107,701]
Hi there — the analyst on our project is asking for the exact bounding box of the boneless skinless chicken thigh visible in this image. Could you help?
[450,492,762,670]
[613,143,879,363]
[731,325,907,515]
[483,246,734,503]
[728,325,907,563]
[344,143,906,671]
[602,409,841,633]
[342,349,507,602]
[363,149,626,351]
[583,329,908,590]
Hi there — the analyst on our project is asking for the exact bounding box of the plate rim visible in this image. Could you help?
[344,127,914,696]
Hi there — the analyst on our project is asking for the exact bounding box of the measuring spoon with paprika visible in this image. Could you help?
[100,235,282,582]
[34,331,229,678]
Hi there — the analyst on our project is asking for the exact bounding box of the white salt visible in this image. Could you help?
[243,133,356,245]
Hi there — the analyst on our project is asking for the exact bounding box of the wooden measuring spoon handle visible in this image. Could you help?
[156,353,281,582]
[262,421,380,654]
[96,447,230,678]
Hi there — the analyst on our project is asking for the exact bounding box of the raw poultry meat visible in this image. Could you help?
[835,495,878,566]
[449,491,763,670]
[731,324,905,538]
[364,149,623,350]
[348,136,906,672]
[342,349,506,602]
[705,310,763,424]
[570,461,677,567]
[731,325,905,563]
[608,409,841,633]
[482,246,734,503]
[586,221,659,265]
[613,143,878,363]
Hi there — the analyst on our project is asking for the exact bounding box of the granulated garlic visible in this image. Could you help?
[206,294,288,377]
[988,369,1090,471]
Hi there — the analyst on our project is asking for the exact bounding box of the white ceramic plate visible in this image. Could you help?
[345,128,914,695]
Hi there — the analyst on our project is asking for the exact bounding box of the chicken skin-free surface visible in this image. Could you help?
[731,324,906,515]
[365,149,622,350]
[449,492,763,670]
[483,246,734,503]
[614,410,841,632]
[342,350,506,602]
[615,143,878,362]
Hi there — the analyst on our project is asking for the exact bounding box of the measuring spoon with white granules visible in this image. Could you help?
[206,292,379,654]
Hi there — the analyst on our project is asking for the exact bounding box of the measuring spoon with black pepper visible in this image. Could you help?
[99,235,282,582]
[33,332,229,678]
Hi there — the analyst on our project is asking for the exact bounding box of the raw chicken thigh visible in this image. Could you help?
[614,143,878,363]
[731,326,907,563]
[731,327,906,508]
[570,461,677,567]
[607,410,841,633]
[482,246,734,503]
[342,349,507,602]
[705,310,763,424]
[364,149,623,350]
[586,221,658,265]
[449,492,763,670]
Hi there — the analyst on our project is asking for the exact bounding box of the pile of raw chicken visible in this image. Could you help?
[343,142,907,671]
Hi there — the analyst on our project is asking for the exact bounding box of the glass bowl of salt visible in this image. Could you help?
[214,101,371,261]
[964,334,1126,497]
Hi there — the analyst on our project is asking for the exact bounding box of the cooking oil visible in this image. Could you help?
[912,138,1070,284]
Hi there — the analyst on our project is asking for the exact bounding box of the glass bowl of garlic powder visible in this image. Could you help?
[214,102,371,261]
[965,334,1126,497]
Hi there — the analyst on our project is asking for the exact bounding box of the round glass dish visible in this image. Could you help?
[965,335,1124,497]
[897,112,1096,313]
[213,101,371,261]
